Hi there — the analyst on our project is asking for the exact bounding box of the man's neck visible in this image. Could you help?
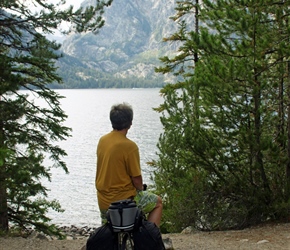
[114,128,128,136]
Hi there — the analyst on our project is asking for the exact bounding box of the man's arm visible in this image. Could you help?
[131,175,143,191]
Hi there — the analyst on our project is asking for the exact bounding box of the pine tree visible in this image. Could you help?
[0,0,112,235]
[153,0,290,232]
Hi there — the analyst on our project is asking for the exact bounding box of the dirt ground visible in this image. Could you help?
[0,222,289,250]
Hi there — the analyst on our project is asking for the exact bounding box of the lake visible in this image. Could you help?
[42,88,163,227]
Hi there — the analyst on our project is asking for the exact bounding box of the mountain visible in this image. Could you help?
[55,0,178,88]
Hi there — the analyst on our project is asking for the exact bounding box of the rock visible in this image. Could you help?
[257,239,269,244]
[27,231,38,239]
[28,231,49,241]
[36,233,49,241]
[181,226,197,234]
[163,237,174,250]
[66,236,74,240]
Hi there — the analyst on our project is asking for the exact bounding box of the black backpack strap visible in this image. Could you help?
[117,203,124,227]
[133,208,144,231]
[106,210,114,232]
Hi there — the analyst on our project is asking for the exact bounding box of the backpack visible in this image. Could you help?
[86,223,117,250]
[133,220,165,250]
[106,199,143,232]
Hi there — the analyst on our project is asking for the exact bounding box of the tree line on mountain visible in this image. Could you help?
[50,67,165,89]
[52,49,166,89]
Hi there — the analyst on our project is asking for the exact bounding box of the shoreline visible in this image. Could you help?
[1,222,289,250]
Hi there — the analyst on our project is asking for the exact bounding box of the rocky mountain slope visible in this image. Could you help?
[56,0,178,88]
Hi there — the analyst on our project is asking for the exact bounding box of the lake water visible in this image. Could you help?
[42,88,163,227]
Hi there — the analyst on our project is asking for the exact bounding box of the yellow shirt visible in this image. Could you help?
[96,130,141,210]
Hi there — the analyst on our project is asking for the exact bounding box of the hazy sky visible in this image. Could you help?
[49,0,81,10]
[39,0,98,40]
[25,0,81,12]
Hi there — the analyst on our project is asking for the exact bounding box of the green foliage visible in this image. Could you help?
[0,0,112,235]
[153,0,290,232]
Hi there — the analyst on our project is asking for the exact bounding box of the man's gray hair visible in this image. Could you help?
[110,103,133,130]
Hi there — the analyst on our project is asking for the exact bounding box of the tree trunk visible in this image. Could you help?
[0,95,8,231]
[286,61,290,201]
[253,81,270,196]
[0,177,8,231]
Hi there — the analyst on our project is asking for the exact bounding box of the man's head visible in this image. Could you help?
[110,103,133,130]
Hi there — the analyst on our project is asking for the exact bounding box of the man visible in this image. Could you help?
[95,102,162,226]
